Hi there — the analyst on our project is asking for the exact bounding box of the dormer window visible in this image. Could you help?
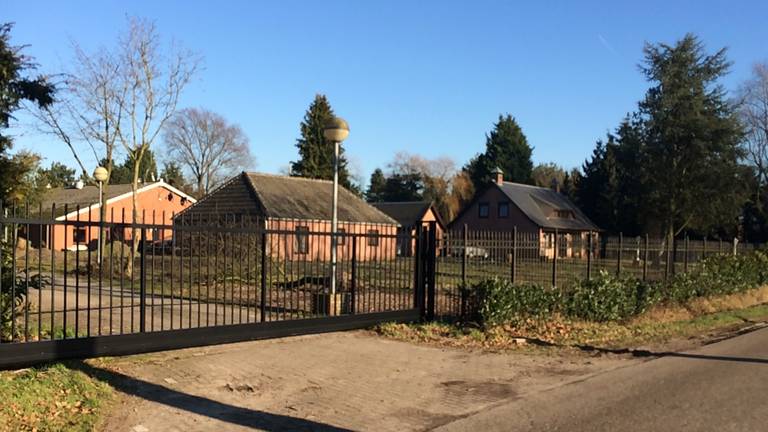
[554,210,572,219]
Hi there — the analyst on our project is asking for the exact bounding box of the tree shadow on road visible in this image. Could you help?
[69,360,353,431]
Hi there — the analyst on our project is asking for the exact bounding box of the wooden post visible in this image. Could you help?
[552,229,558,288]
[511,226,517,284]
[586,231,593,281]
[643,234,649,281]
[683,235,689,273]
[617,232,623,276]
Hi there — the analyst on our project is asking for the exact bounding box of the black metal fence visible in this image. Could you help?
[0,202,761,367]
[433,225,758,318]
[0,203,423,368]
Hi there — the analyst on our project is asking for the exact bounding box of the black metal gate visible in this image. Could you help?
[0,204,435,369]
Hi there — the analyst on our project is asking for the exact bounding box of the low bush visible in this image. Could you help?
[470,249,768,327]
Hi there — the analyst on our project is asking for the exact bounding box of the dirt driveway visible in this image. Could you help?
[95,331,636,432]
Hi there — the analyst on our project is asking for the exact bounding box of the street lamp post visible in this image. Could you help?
[323,117,349,312]
[93,166,109,264]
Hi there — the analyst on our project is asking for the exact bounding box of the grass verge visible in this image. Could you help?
[0,360,115,432]
[375,292,768,353]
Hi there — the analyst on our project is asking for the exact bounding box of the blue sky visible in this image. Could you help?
[5,0,768,185]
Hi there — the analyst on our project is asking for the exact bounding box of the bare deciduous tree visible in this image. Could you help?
[738,62,768,201]
[111,17,199,227]
[163,107,253,196]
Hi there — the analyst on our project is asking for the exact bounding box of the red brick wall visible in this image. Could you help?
[50,185,193,251]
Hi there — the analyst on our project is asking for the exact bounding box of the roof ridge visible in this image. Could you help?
[246,172,334,185]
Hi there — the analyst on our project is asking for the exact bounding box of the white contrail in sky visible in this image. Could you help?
[598,34,618,56]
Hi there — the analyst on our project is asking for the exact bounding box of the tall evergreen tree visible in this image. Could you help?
[36,162,76,188]
[366,168,387,202]
[639,34,745,237]
[160,161,188,189]
[290,94,354,189]
[105,149,158,185]
[0,23,54,203]
[464,114,533,190]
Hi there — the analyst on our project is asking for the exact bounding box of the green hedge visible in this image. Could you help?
[471,249,768,326]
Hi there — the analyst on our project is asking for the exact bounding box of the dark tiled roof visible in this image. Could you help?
[372,201,440,228]
[178,173,398,225]
[39,184,135,217]
[498,182,600,231]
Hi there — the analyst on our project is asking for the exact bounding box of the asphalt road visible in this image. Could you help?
[436,325,768,432]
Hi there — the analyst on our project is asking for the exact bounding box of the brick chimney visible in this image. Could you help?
[493,167,504,185]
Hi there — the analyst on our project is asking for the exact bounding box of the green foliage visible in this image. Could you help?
[465,114,533,189]
[563,271,656,322]
[290,94,355,190]
[0,241,29,340]
[365,168,387,202]
[531,162,566,188]
[576,34,746,237]
[471,250,768,327]
[36,161,76,188]
[0,23,54,204]
[665,251,768,303]
[471,278,560,326]
[107,148,158,184]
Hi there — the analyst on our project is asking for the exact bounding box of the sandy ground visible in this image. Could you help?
[95,331,636,432]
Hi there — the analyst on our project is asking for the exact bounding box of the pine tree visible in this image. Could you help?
[290,94,354,189]
[160,161,187,189]
[639,34,745,237]
[366,168,387,202]
[465,114,533,189]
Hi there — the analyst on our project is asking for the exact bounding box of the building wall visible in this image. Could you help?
[450,186,539,233]
[266,218,398,262]
[401,207,444,256]
[46,185,193,251]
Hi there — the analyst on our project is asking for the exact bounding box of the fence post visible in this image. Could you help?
[260,227,267,323]
[684,235,689,273]
[643,234,649,281]
[350,236,357,315]
[664,234,671,283]
[139,227,147,333]
[586,231,592,281]
[426,221,437,321]
[460,224,468,319]
[511,226,517,284]
[671,236,677,276]
[617,233,623,276]
[552,229,558,288]
[733,237,738,256]
[413,224,424,313]
[703,237,707,260]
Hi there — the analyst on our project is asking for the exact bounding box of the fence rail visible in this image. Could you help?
[0,203,422,368]
[0,202,761,367]
[432,225,757,319]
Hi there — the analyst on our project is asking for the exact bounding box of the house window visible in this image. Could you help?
[478,203,490,218]
[73,227,87,244]
[367,229,380,247]
[336,228,346,246]
[295,226,309,254]
[498,202,510,218]
[555,210,572,219]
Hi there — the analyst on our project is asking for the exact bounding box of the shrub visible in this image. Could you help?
[562,271,653,322]
[0,241,29,341]
[472,278,559,326]
[468,249,768,326]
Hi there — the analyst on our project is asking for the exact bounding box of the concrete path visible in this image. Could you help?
[437,325,768,432]
[95,332,632,432]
